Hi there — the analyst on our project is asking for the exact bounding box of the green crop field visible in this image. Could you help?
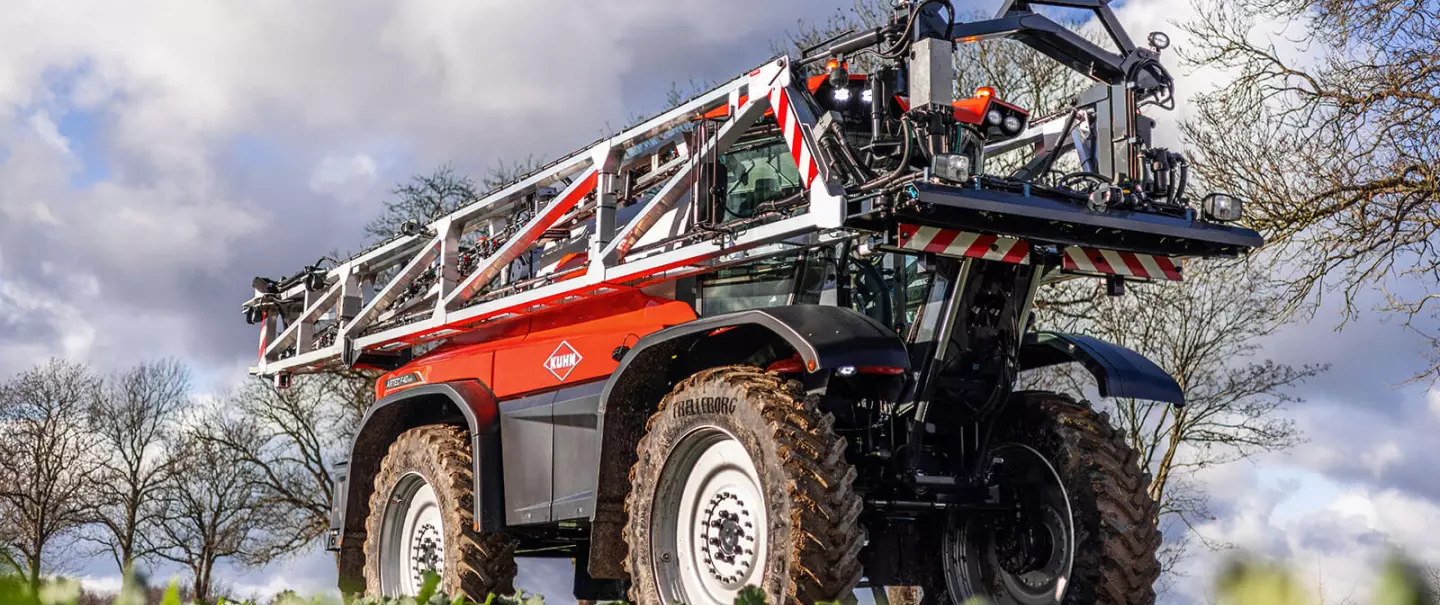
[1,553,1434,605]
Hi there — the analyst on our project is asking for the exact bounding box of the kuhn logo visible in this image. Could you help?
[544,340,583,382]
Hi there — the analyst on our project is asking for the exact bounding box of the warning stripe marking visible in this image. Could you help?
[897,224,1184,281]
[1063,246,1183,281]
[768,87,821,189]
[896,224,1031,264]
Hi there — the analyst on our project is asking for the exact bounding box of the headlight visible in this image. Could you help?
[1201,193,1244,222]
[986,109,1002,125]
[931,153,972,183]
[1002,115,1022,133]
[833,88,852,103]
[861,89,873,104]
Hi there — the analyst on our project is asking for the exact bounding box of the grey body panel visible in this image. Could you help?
[499,390,556,525]
[551,380,605,520]
[498,380,605,526]
[1020,330,1184,405]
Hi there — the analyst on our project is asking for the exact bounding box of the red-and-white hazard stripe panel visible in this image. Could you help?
[896,224,1185,281]
[1063,246,1183,281]
[897,224,1032,264]
[768,87,822,190]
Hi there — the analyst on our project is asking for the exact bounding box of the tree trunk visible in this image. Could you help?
[1148,407,1189,505]
[26,553,42,590]
[195,559,212,604]
[121,501,138,570]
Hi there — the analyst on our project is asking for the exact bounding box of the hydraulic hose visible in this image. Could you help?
[1173,154,1190,202]
[857,117,915,192]
[830,130,876,181]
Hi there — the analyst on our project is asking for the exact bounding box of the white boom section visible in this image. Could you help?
[246,56,849,377]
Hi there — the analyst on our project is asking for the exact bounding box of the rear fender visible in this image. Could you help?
[1020,331,1184,405]
[585,304,909,579]
[332,381,502,594]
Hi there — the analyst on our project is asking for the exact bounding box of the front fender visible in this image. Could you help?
[331,381,503,594]
[586,304,909,579]
[1020,331,1184,405]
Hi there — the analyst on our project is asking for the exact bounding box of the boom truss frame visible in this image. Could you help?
[248,57,849,377]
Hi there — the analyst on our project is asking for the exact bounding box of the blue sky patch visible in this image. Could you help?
[55,107,112,187]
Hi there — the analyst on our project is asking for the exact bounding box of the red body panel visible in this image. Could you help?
[375,292,697,400]
[893,94,1027,123]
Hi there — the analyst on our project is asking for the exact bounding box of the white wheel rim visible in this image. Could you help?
[652,426,769,605]
[379,473,446,596]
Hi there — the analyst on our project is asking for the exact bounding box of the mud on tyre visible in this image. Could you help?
[623,365,865,605]
[912,391,1162,605]
[363,424,518,601]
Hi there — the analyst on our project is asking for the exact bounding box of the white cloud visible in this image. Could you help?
[26,110,71,155]
[309,152,379,203]
[73,574,125,595]
[0,278,96,365]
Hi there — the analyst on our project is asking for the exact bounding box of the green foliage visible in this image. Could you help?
[1,553,1435,605]
[414,572,440,605]
[733,587,766,605]
[1215,558,1313,605]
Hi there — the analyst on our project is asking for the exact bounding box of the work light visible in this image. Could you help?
[1201,192,1244,222]
[1002,114,1022,133]
[931,153,972,182]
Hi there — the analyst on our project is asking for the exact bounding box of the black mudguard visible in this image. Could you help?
[585,304,910,579]
[606,304,909,394]
[1020,330,1184,405]
[331,381,504,593]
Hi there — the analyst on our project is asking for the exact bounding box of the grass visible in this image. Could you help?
[0,553,1434,605]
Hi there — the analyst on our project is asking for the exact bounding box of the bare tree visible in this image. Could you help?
[84,359,192,573]
[481,154,546,192]
[197,371,372,560]
[156,426,270,603]
[363,158,547,241]
[0,358,103,588]
[0,541,19,574]
[1028,261,1326,573]
[363,164,483,242]
[1177,0,1440,377]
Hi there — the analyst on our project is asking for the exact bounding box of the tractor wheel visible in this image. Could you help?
[914,391,1162,605]
[623,365,865,605]
[363,425,517,601]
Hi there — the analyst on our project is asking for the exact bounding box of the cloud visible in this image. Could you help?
[309,153,380,204]
[0,0,843,374]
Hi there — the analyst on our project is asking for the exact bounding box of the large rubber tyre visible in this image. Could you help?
[914,391,1162,605]
[363,425,517,601]
[623,365,865,605]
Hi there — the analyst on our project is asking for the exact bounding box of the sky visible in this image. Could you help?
[0,0,1436,604]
